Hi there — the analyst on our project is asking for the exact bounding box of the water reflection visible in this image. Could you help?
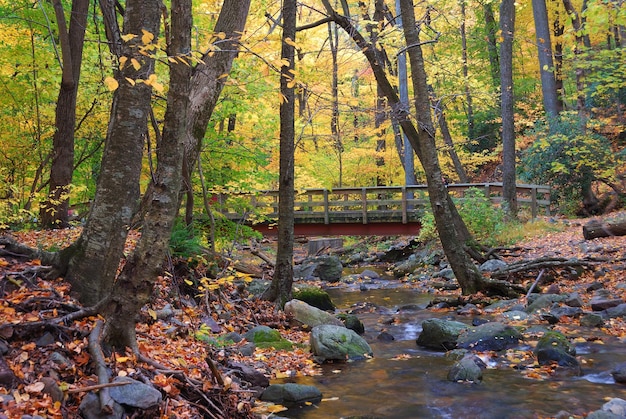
[279,286,626,418]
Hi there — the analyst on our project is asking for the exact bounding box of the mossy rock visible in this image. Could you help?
[293,287,335,311]
[337,313,365,334]
[243,325,293,350]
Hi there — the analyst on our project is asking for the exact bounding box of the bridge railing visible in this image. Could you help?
[217,183,550,225]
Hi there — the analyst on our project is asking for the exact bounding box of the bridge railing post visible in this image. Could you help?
[323,189,329,225]
[401,186,407,224]
[361,187,367,224]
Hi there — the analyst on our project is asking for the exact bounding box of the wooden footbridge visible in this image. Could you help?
[217,183,550,236]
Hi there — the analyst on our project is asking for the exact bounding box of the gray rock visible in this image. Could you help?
[337,313,365,334]
[359,269,380,279]
[260,383,322,406]
[564,292,584,308]
[534,331,579,369]
[447,355,486,382]
[500,310,530,321]
[310,325,373,362]
[284,299,343,329]
[393,255,421,277]
[586,411,623,419]
[601,398,626,416]
[526,294,568,313]
[434,268,455,280]
[604,304,626,319]
[49,352,73,370]
[297,255,343,282]
[580,313,605,327]
[79,392,125,419]
[549,306,583,319]
[611,363,626,384]
[457,322,522,351]
[109,376,162,409]
[416,318,467,351]
[479,259,507,272]
[591,289,623,311]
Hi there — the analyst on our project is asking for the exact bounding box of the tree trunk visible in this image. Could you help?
[65,0,161,306]
[531,0,561,118]
[183,0,251,220]
[394,0,416,187]
[40,0,89,228]
[429,86,469,183]
[583,219,626,240]
[482,2,500,91]
[562,0,590,117]
[102,0,191,348]
[398,0,483,294]
[500,0,518,218]
[460,0,475,141]
[262,0,296,307]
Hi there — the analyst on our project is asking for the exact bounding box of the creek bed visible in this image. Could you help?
[278,284,626,418]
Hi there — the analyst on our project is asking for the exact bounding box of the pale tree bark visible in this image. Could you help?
[64,0,161,306]
[133,0,251,226]
[183,0,251,225]
[531,0,561,118]
[40,0,89,228]
[261,0,296,306]
[319,0,483,294]
[394,0,416,187]
[500,0,518,218]
[101,0,192,348]
[429,86,469,183]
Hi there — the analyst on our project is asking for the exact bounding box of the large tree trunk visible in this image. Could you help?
[531,0,561,118]
[482,2,500,91]
[500,0,518,218]
[65,0,161,306]
[102,0,192,348]
[319,0,484,295]
[398,0,483,294]
[261,0,296,307]
[133,0,252,227]
[40,0,89,228]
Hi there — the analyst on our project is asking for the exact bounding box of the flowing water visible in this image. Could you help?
[278,284,626,419]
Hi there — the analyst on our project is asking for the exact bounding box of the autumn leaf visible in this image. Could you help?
[141,29,154,44]
[104,77,119,91]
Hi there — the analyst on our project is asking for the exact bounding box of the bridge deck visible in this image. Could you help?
[217,183,550,236]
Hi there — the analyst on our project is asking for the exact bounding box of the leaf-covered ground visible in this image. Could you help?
[1,215,626,418]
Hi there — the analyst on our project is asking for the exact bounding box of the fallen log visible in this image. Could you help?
[583,219,626,240]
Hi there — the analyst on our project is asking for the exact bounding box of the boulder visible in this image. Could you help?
[260,383,322,406]
[526,294,568,313]
[416,318,467,351]
[284,299,343,329]
[337,313,365,334]
[611,362,626,384]
[604,303,626,319]
[447,355,486,383]
[479,259,507,272]
[293,287,335,311]
[109,376,162,409]
[310,324,373,362]
[590,289,623,311]
[580,313,604,327]
[295,255,343,282]
[534,331,579,369]
[243,325,292,350]
[457,322,522,351]
[79,392,125,419]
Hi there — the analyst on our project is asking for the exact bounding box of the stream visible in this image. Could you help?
[277,282,626,419]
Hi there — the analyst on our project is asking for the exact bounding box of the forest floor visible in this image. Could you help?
[1,213,626,418]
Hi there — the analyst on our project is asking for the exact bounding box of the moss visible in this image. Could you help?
[293,287,335,311]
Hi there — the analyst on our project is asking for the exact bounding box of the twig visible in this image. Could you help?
[66,381,131,394]
[205,356,224,386]
[526,268,545,300]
